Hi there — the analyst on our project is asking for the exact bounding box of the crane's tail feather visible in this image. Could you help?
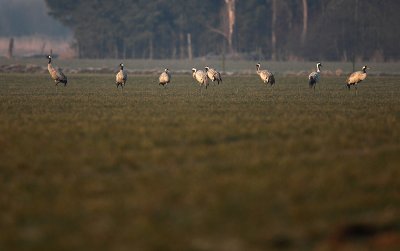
[309,77,316,87]
[60,79,68,85]
[269,75,275,85]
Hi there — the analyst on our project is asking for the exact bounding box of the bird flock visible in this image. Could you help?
[46,56,368,93]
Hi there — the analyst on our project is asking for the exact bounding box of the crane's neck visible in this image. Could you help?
[47,57,53,72]
[256,65,260,74]
[362,68,367,73]
[317,65,321,72]
[120,66,124,71]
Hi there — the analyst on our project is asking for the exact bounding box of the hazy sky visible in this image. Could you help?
[0,0,70,37]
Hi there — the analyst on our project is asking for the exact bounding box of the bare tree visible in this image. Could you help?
[187,33,193,60]
[208,0,236,53]
[301,0,308,45]
[225,0,236,53]
[271,0,277,60]
[7,38,14,59]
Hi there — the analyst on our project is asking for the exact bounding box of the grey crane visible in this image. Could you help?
[256,63,275,86]
[192,68,209,90]
[47,55,67,87]
[159,68,171,87]
[347,65,368,91]
[308,62,322,91]
[116,63,127,91]
[205,66,222,85]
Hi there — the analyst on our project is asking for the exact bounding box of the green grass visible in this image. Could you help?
[1,73,400,250]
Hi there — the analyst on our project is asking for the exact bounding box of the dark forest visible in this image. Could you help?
[45,0,400,61]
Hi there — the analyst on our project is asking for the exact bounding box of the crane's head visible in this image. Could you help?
[46,55,52,59]
[317,62,322,68]
[205,66,210,71]
[192,68,196,73]
[362,65,368,70]
[164,68,169,72]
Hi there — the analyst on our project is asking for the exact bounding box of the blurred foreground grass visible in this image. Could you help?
[0,73,400,250]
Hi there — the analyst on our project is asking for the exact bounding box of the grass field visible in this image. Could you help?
[1,73,400,250]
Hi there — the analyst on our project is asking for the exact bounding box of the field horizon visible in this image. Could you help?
[2,58,400,76]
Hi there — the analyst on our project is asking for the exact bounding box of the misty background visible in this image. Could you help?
[0,0,71,57]
[0,0,69,37]
[0,0,399,61]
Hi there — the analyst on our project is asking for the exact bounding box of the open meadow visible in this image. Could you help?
[1,72,400,250]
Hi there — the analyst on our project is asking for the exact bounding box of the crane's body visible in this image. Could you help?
[256,63,275,86]
[116,63,127,90]
[47,55,67,86]
[159,68,171,87]
[205,66,222,85]
[308,63,322,90]
[347,66,368,90]
[192,68,209,89]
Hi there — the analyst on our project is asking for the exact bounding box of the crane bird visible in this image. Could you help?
[347,66,368,91]
[192,68,209,90]
[159,68,171,87]
[47,55,67,87]
[116,63,127,91]
[308,62,322,91]
[205,66,222,85]
[256,63,275,86]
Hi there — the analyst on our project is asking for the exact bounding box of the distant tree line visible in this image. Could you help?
[45,0,400,61]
